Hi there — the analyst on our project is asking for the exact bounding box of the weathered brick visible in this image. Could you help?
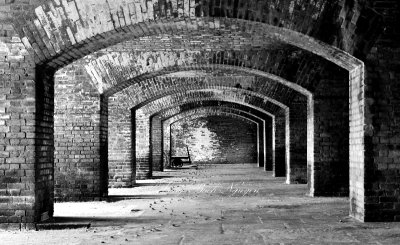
[0,0,394,229]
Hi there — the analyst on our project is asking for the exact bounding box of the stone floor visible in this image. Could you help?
[2,164,400,244]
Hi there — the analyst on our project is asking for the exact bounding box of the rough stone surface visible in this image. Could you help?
[3,165,400,244]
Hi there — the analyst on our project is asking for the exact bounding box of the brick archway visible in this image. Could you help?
[89,73,302,190]
[15,0,378,68]
[155,106,269,170]
[124,87,289,179]
[164,109,261,166]
[75,45,350,195]
[152,101,282,174]
[0,0,383,227]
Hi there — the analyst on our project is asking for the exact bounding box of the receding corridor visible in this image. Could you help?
[2,164,400,244]
[2,0,400,232]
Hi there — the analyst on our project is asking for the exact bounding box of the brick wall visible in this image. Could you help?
[161,110,261,168]
[171,115,257,164]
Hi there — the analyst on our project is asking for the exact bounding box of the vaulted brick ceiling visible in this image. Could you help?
[115,87,287,116]
[108,75,304,112]
[14,0,380,68]
[155,101,270,128]
[61,33,328,110]
[20,0,375,112]
[83,37,330,96]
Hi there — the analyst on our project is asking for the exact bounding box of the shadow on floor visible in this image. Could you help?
[38,215,168,230]
[149,175,176,179]
[106,194,168,202]
[132,182,177,187]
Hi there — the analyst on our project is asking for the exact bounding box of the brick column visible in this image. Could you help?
[54,64,107,201]
[0,61,54,228]
[273,112,287,177]
[151,115,163,171]
[33,69,55,226]
[257,119,265,168]
[0,24,54,228]
[362,43,400,221]
[287,97,308,184]
[309,69,349,197]
[162,122,172,168]
[264,116,273,171]
[0,53,37,228]
[134,109,152,179]
[108,98,134,187]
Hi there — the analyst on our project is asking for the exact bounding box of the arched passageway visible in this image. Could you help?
[2,0,399,231]
[167,112,261,165]
[152,105,271,171]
